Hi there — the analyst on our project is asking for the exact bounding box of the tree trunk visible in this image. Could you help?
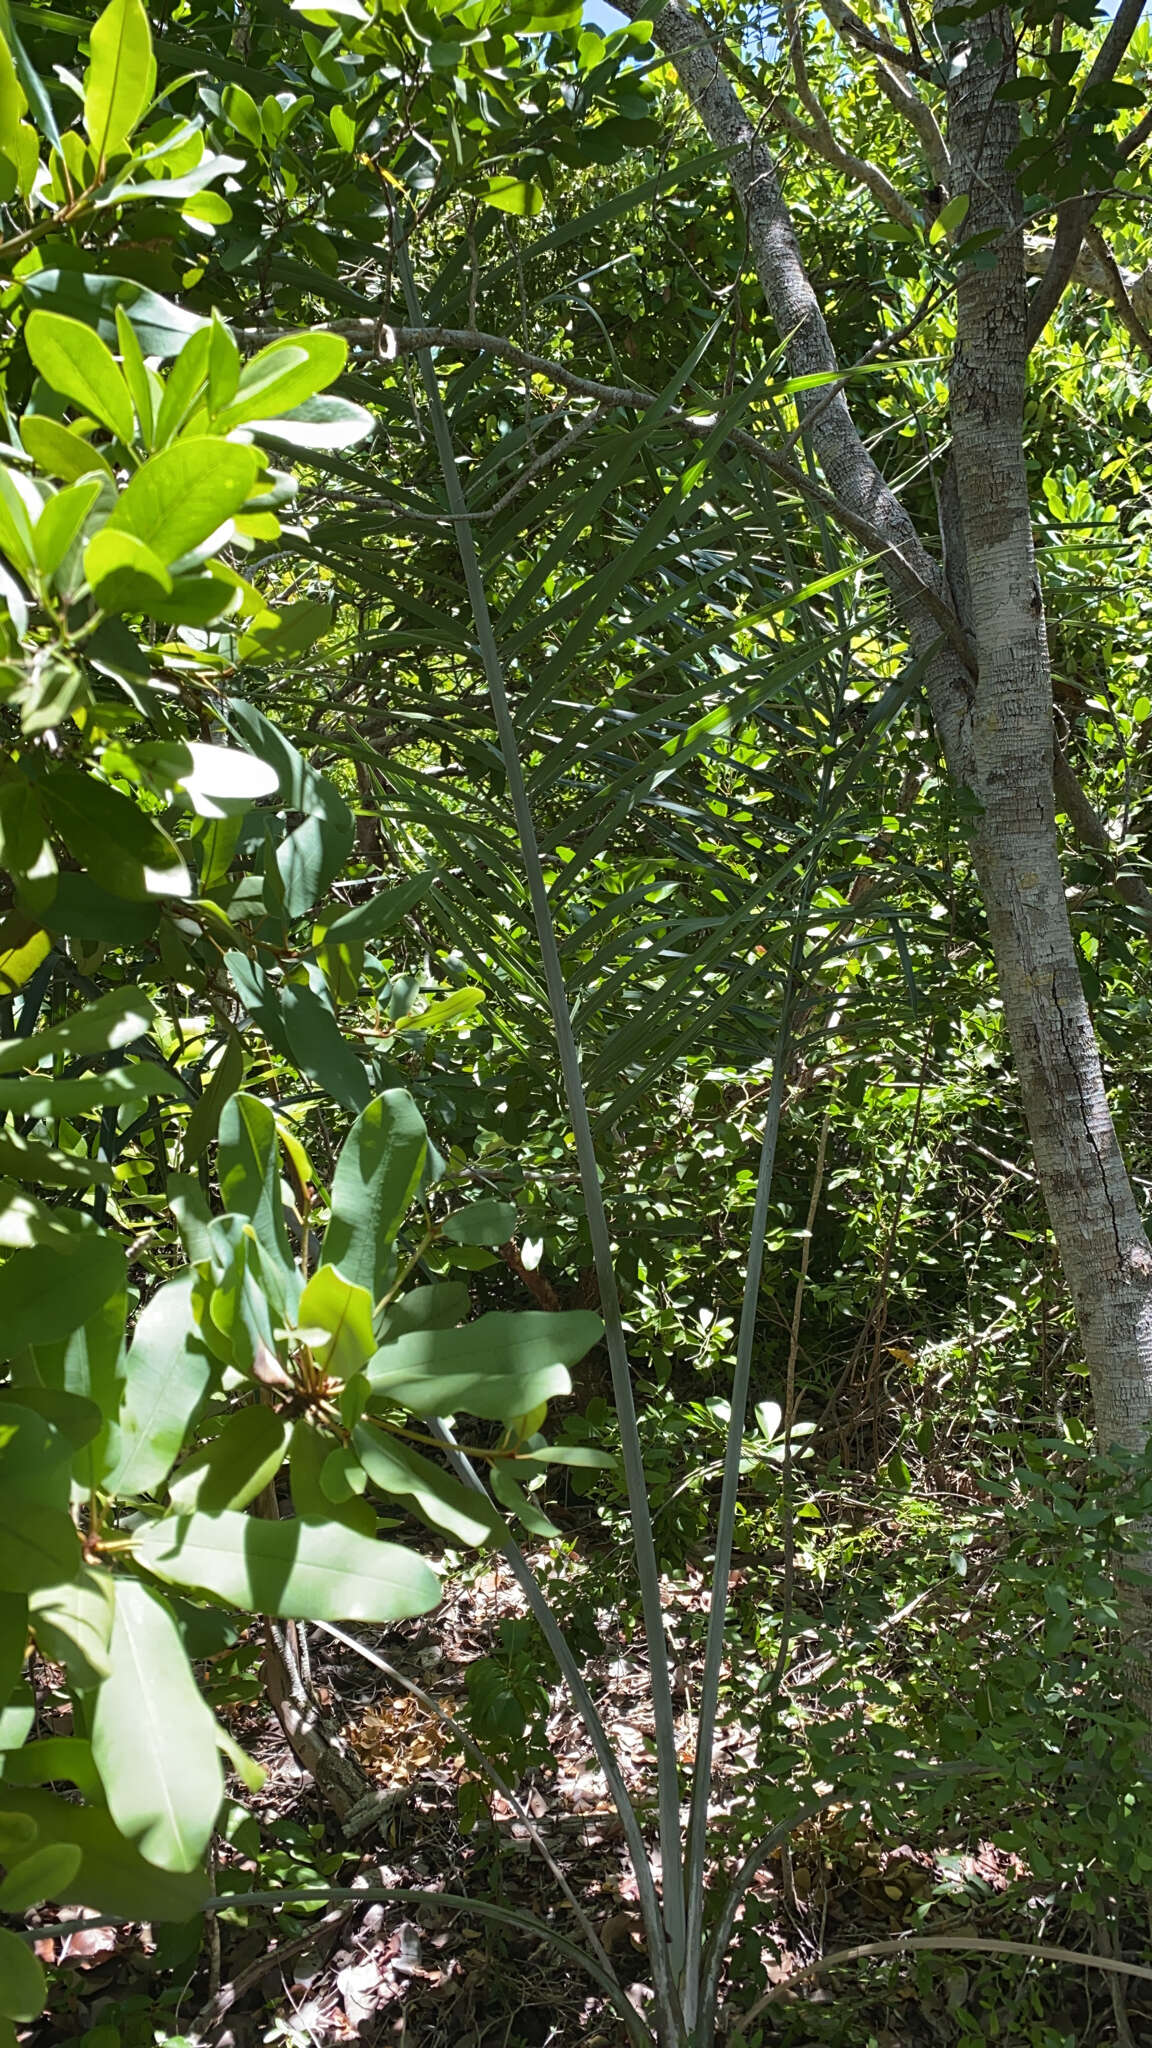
[944,13,1152,1521]
[633,0,1152,1680]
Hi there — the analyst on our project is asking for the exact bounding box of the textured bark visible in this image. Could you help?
[944,11,1152,1477]
[628,0,1152,1673]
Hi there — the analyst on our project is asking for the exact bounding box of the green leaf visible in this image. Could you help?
[0,1591,26,1701]
[34,478,103,581]
[0,1840,82,1912]
[167,1403,288,1513]
[136,1508,440,1622]
[485,175,545,216]
[280,982,370,1113]
[289,1419,376,1536]
[0,1231,126,1362]
[218,1093,294,1269]
[0,1926,44,2022]
[106,439,264,566]
[91,1577,223,1872]
[353,1421,502,1546]
[0,984,154,1075]
[144,741,280,819]
[930,191,970,244]
[320,1091,429,1303]
[314,870,434,948]
[379,1283,470,1338]
[214,333,347,431]
[490,1460,559,1538]
[0,1129,114,1190]
[181,1032,244,1168]
[296,1266,375,1381]
[39,764,190,900]
[22,269,207,358]
[0,1497,79,1593]
[0,1735,103,1800]
[0,1782,206,1918]
[85,527,173,612]
[25,312,134,444]
[84,0,155,161]
[224,698,354,917]
[115,302,155,443]
[442,1198,516,1247]
[0,1063,183,1118]
[246,392,373,452]
[20,414,116,484]
[30,1568,115,1689]
[366,1310,600,1421]
[101,1270,216,1496]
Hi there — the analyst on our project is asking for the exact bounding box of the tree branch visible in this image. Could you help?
[1025,0,1149,345]
[819,0,951,184]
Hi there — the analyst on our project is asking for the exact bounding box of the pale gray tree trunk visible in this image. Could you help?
[944,13,1152,1493]
[630,0,1152,1671]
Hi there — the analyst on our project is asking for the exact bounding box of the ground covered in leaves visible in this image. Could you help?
[28,1517,1152,2048]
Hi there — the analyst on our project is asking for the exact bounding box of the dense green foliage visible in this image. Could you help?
[0,0,1150,2040]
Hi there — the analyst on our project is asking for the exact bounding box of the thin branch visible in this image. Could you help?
[817,0,950,183]
[816,0,927,74]
[1026,0,1149,344]
[1082,219,1152,362]
[326,318,975,667]
[780,2,919,227]
[741,1933,1152,2031]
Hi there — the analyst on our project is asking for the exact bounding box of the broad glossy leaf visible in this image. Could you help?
[442,1198,516,1247]
[0,1129,114,1189]
[137,1507,440,1622]
[0,1925,44,2022]
[366,1310,601,1421]
[0,1231,126,1362]
[280,982,370,1113]
[91,1578,223,1871]
[0,1498,79,1593]
[353,1421,502,1547]
[40,766,189,900]
[107,440,264,565]
[321,1091,428,1303]
[30,1567,115,1689]
[0,985,154,1075]
[181,1033,244,1168]
[0,1386,101,1451]
[0,1839,83,1911]
[215,333,347,431]
[167,1403,288,1513]
[101,1270,216,1496]
[218,1093,293,1269]
[224,698,353,917]
[22,269,207,357]
[0,1737,100,1802]
[34,478,102,580]
[379,1283,470,1337]
[290,1419,376,1536]
[84,527,172,612]
[297,1265,374,1381]
[84,0,155,160]
[0,1784,207,1918]
[25,312,133,443]
[314,870,434,948]
[0,1064,183,1117]
[19,415,116,484]
[246,392,373,451]
[166,741,279,818]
